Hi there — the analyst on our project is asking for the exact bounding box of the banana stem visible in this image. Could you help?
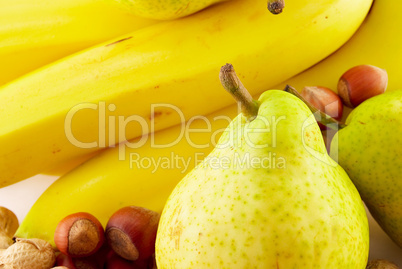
[219,64,259,121]
[284,85,347,130]
[268,0,285,14]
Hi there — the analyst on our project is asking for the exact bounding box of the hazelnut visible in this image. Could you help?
[54,213,104,258]
[0,238,56,269]
[0,207,19,249]
[366,259,399,269]
[105,251,152,269]
[105,206,160,261]
[300,86,343,129]
[55,253,100,269]
[0,237,13,250]
[338,64,388,108]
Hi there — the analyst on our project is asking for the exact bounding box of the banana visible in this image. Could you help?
[0,0,372,187]
[279,0,402,93]
[16,106,239,247]
[0,0,157,86]
[19,0,399,246]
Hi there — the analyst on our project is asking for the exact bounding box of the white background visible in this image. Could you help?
[0,174,401,266]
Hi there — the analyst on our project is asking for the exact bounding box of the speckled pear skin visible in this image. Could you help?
[156,90,369,269]
[114,0,229,20]
[330,90,402,248]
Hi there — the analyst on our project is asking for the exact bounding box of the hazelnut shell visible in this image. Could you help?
[105,206,160,261]
[54,212,104,258]
[338,65,388,108]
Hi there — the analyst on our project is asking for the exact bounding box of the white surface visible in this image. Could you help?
[0,175,401,266]
[0,174,58,222]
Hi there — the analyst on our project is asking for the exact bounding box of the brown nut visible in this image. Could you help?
[0,206,19,238]
[55,253,100,269]
[54,212,104,258]
[105,206,160,261]
[0,236,14,249]
[88,240,111,268]
[105,251,152,269]
[0,238,56,269]
[338,64,388,108]
[300,86,343,129]
[0,206,18,249]
[366,259,399,269]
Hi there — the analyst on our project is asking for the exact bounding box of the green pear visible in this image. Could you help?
[112,0,230,20]
[330,90,402,248]
[155,64,369,268]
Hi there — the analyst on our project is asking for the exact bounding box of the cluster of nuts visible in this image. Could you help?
[300,64,388,127]
[53,206,159,269]
[0,206,57,269]
[0,205,159,269]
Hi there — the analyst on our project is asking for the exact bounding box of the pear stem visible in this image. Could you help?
[267,0,285,14]
[220,64,259,120]
[284,85,347,130]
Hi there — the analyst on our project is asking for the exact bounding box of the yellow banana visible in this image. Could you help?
[0,0,371,187]
[279,0,402,93]
[0,0,157,86]
[16,0,388,246]
[113,0,231,20]
[16,106,238,247]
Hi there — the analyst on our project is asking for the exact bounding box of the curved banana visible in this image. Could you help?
[16,106,239,247]
[0,0,157,86]
[16,0,391,246]
[279,0,402,93]
[112,0,231,20]
[0,0,372,187]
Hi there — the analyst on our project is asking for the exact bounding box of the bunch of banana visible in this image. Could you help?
[0,0,157,86]
[0,0,372,188]
[14,0,382,246]
[280,0,402,93]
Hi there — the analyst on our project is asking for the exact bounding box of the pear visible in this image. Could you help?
[155,64,369,268]
[112,0,230,20]
[329,90,402,248]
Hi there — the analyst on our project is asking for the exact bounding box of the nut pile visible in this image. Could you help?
[0,206,159,269]
[53,206,159,269]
